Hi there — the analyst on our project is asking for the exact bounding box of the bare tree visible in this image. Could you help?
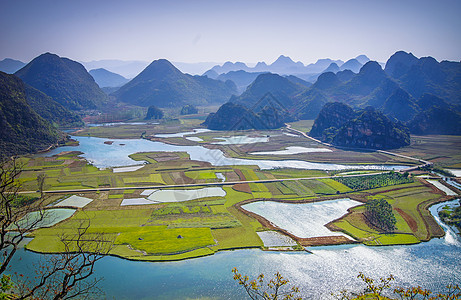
[0,158,111,299]
[1,157,48,276]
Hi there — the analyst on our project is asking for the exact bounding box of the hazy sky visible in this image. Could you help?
[1,0,460,65]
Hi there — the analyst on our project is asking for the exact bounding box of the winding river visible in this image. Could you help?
[42,136,406,171]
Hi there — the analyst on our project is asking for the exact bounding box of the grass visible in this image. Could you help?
[319,178,353,193]
[287,120,315,133]
[115,226,215,254]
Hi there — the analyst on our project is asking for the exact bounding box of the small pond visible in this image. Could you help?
[251,146,332,155]
[147,187,226,202]
[243,198,361,238]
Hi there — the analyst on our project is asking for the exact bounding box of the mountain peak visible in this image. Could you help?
[355,55,370,65]
[359,61,385,77]
[15,52,107,110]
[313,72,340,90]
[384,51,419,78]
[272,55,296,65]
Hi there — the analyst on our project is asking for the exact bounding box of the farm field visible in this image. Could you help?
[17,120,459,261]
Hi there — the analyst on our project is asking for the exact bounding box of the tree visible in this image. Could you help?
[0,157,110,299]
[364,198,397,232]
[232,268,302,300]
[144,106,163,120]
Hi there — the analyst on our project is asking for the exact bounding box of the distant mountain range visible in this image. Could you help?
[206,54,370,77]
[89,68,129,88]
[81,60,149,79]
[16,53,108,110]
[0,58,26,74]
[113,59,237,107]
[205,51,461,136]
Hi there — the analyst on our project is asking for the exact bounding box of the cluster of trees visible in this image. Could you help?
[439,202,461,232]
[1,158,110,299]
[144,105,164,120]
[335,172,413,191]
[364,198,397,232]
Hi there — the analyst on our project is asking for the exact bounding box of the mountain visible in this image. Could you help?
[309,102,355,140]
[332,107,410,149]
[24,84,83,127]
[384,51,419,79]
[203,69,219,79]
[336,70,355,82]
[309,104,410,149]
[284,75,312,89]
[0,58,26,74]
[216,70,266,93]
[206,55,345,77]
[89,68,129,88]
[204,96,293,130]
[380,88,419,122]
[113,59,237,107]
[385,51,461,105]
[81,60,149,78]
[340,59,363,73]
[16,53,108,110]
[229,73,304,109]
[322,63,340,74]
[305,58,344,73]
[408,106,461,135]
[406,94,461,135]
[0,72,61,158]
[355,55,370,65]
[211,61,251,74]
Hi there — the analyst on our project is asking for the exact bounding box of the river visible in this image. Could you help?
[42,136,406,171]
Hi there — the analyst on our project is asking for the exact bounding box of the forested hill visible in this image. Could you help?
[15,52,108,110]
[309,102,410,149]
[0,72,61,158]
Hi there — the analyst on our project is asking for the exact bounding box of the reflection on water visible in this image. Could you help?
[155,128,211,138]
[40,136,407,171]
[243,199,361,238]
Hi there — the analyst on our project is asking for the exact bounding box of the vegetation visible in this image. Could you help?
[180,104,198,115]
[15,53,108,110]
[438,201,461,232]
[0,72,61,159]
[310,104,410,149]
[144,105,163,120]
[232,268,301,300]
[335,172,413,191]
[234,270,461,300]
[365,198,397,231]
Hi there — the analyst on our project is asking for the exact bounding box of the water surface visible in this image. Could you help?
[41,136,406,171]
[243,198,361,238]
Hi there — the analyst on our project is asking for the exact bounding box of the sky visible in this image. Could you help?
[1,0,460,65]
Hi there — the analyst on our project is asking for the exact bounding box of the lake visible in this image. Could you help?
[9,200,461,299]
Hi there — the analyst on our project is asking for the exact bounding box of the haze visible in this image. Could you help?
[1,0,460,65]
